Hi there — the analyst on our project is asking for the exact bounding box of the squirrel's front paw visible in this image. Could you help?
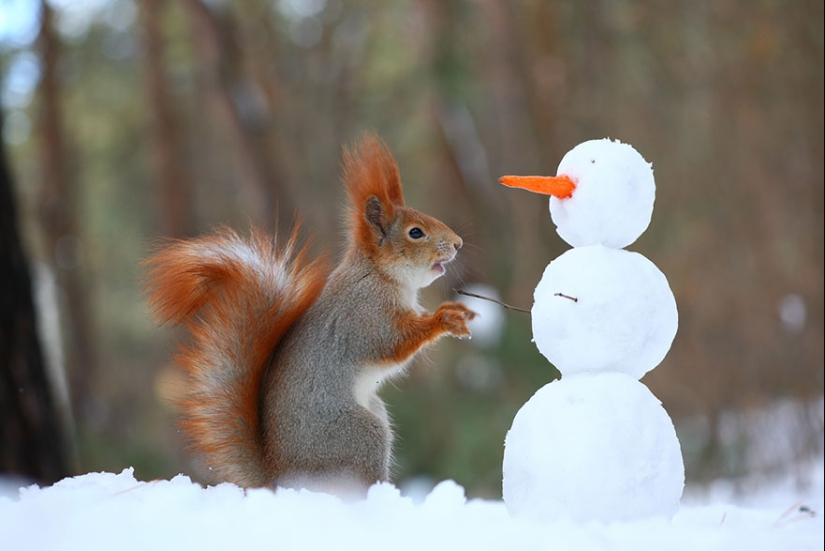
[435,302,478,339]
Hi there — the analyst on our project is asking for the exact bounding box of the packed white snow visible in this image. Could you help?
[1,460,821,551]
[549,138,655,249]
[531,245,678,379]
[502,372,684,523]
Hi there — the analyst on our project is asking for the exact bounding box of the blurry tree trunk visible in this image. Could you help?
[0,119,69,485]
[182,0,291,231]
[475,0,550,305]
[233,1,327,235]
[37,1,97,427]
[415,0,505,283]
[476,0,541,170]
[140,0,195,238]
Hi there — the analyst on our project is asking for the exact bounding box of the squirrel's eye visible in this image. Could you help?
[408,227,425,239]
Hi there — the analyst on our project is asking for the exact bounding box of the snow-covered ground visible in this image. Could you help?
[1,458,821,551]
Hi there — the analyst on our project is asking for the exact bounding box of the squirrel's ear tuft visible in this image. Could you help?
[365,196,388,244]
[341,131,404,247]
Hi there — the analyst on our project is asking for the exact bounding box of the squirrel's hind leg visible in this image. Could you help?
[327,407,391,490]
[272,407,391,498]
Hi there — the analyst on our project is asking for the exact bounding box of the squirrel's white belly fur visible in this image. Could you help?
[350,287,421,412]
[353,361,410,414]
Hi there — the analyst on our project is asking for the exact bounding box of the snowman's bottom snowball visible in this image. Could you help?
[503,372,684,523]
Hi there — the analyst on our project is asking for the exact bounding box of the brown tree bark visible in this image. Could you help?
[414,0,504,283]
[182,0,292,231]
[0,116,69,485]
[475,0,552,306]
[140,0,195,238]
[36,1,97,427]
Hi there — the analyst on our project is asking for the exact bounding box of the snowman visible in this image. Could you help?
[499,139,684,523]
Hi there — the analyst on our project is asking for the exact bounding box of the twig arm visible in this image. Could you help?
[454,288,531,314]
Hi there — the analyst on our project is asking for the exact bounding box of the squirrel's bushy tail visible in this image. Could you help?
[144,226,328,487]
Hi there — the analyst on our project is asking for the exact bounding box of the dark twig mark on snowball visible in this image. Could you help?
[554,292,578,303]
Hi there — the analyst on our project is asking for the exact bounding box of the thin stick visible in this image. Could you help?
[454,289,530,314]
[554,292,578,302]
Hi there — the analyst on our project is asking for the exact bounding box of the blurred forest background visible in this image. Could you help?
[0,0,822,498]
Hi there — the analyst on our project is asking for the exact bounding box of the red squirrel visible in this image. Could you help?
[144,133,476,494]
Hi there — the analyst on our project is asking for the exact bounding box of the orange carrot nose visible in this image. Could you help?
[498,174,577,199]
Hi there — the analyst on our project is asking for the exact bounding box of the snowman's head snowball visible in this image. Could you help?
[499,138,655,249]
[550,139,655,249]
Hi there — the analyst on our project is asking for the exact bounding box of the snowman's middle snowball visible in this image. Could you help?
[531,245,678,379]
